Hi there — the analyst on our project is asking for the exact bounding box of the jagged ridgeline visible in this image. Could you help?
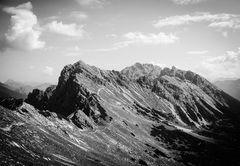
[1,60,240,166]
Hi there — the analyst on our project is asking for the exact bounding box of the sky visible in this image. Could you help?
[0,0,240,83]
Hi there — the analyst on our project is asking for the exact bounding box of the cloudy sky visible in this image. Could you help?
[0,0,240,83]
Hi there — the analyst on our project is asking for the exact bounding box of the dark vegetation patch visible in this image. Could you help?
[151,124,240,166]
[144,143,170,159]
[0,98,23,110]
[138,159,148,166]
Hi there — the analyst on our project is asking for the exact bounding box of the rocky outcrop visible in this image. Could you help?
[25,85,56,110]
[121,63,162,80]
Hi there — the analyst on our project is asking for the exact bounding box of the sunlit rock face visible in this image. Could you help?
[1,60,240,166]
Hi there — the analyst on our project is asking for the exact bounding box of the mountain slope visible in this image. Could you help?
[214,79,240,101]
[2,60,240,166]
[0,83,26,99]
[4,79,52,96]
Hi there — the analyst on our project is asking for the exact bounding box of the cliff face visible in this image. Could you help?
[14,60,240,165]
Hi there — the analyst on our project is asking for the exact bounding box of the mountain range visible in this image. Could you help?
[214,79,240,101]
[0,82,26,99]
[1,60,240,166]
[0,80,53,99]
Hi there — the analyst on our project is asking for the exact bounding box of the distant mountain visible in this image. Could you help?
[214,79,240,101]
[4,79,53,96]
[35,83,53,91]
[0,82,26,99]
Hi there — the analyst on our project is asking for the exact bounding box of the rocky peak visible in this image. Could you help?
[121,62,162,80]
[26,60,240,130]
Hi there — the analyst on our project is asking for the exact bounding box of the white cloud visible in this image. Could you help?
[187,50,208,55]
[44,21,84,37]
[208,19,240,29]
[1,2,45,51]
[70,11,88,20]
[95,32,179,52]
[122,32,179,45]
[43,66,54,76]
[149,61,168,68]
[154,12,240,29]
[74,0,106,8]
[171,0,206,5]
[195,48,240,80]
[46,16,59,20]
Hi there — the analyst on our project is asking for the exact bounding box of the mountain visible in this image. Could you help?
[121,63,162,80]
[1,60,240,166]
[214,79,240,101]
[0,82,26,99]
[4,79,53,97]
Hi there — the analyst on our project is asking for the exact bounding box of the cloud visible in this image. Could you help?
[149,61,168,68]
[187,50,208,55]
[153,12,240,29]
[221,31,228,37]
[1,2,45,51]
[208,19,240,29]
[74,0,106,8]
[63,46,82,57]
[70,11,88,20]
[44,21,85,37]
[195,48,240,80]
[43,66,54,76]
[171,0,206,5]
[95,32,179,52]
[121,32,179,45]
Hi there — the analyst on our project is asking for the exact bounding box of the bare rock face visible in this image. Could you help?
[14,60,240,166]
[121,63,162,80]
[46,61,113,128]
[25,85,56,110]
